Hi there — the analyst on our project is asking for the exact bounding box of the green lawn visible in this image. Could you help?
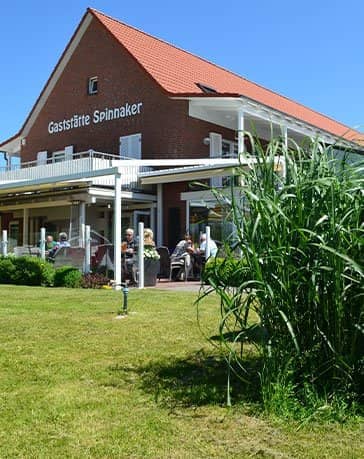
[0,285,362,458]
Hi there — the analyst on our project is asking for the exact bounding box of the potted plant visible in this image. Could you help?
[143,245,160,286]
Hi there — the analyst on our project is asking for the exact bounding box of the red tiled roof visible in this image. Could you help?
[90,8,364,145]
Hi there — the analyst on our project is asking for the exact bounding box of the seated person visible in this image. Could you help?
[48,232,70,258]
[198,233,218,257]
[143,228,155,246]
[122,228,137,284]
[187,233,217,277]
[45,235,57,252]
[170,232,193,280]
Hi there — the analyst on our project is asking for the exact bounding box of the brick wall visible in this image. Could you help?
[21,17,236,162]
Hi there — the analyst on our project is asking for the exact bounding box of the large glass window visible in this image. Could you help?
[189,200,235,247]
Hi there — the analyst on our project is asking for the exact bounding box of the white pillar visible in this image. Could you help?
[84,225,91,273]
[205,225,211,259]
[40,227,46,260]
[1,230,8,256]
[156,184,163,246]
[281,125,288,182]
[238,108,245,157]
[138,221,144,289]
[186,200,190,233]
[23,208,29,246]
[29,218,34,246]
[150,204,156,238]
[113,174,122,288]
[238,108,246,258]
[79,202,86,247]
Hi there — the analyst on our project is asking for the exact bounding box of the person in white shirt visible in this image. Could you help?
[198,233,218,257]
[187,232,218,277]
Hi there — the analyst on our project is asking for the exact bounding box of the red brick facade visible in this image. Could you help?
[18,16,237,245]
[22,17,235,163]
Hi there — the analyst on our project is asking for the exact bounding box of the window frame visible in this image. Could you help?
[88,76,98,95]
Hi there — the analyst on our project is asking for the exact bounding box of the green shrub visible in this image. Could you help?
[202,257,250,287]
[11,256,55,286]
[0,256,16,284]
[54,266,82,288]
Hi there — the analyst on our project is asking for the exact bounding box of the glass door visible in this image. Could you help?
[133,211,150,231]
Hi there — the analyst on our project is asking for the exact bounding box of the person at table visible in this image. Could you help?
[187,233,218,276]
[48,232,70,258]
[143,228,155,246]
[171,232,193,280]
[45,235,57,251]
[122,228,137,257]
[198,233,218,257]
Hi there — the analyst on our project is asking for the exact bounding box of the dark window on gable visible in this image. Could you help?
[88,76,98,95]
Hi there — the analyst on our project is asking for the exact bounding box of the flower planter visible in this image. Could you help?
[144,258,159,287]
[143,258,160,286]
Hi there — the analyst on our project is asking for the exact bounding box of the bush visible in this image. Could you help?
[202,257,250,287]
[54,266,82,288]
[81,272,110,288]
[10,256,54,286]
[0,256,16,284]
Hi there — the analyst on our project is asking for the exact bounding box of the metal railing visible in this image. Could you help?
[0,150,153,190]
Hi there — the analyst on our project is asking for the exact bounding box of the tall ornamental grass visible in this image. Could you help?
[201,136,363,417]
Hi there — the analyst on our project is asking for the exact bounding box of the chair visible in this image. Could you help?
[93,244,114,270]
[156,246,170,280]
[170,253,192,282]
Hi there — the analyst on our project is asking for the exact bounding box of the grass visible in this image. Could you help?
[0,285,362,458]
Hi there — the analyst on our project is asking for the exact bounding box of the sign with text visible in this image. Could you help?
[48,101,143,134]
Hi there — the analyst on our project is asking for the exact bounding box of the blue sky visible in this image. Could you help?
[1,0,363,144]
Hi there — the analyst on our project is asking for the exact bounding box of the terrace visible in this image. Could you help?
[0,150,154,191]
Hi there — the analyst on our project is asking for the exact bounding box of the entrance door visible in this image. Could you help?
[133,211,150,231]
[9,221,20,249]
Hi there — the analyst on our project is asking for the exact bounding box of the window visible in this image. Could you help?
[88,76,98,95]
[222,140,238,158]
[208,133,238,187]
[119,133,142,159]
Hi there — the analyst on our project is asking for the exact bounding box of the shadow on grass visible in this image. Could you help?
[109,349,263,409]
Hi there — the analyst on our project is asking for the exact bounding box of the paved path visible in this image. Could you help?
[152,279,203,292]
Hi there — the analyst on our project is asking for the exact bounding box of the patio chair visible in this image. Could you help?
[170,253,192,282]
[156,246,170,280]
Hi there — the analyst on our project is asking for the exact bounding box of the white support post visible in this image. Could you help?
[113,173,122,289]
[238,108,245,158]
[79,202,86,247]
[150,204,156,238]
[205,225,211,259]
[84,225,91,274]
[40,227,46,260]
[186,200,190,233]
[282,126,288,182]
[29,218,34,246]
[23,208,29,246]
[1,230,8,257]
[138,221,144,289]
[156,184,163,246]
[238,108,246,258]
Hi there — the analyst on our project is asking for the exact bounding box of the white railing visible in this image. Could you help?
[0,151,153,190]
